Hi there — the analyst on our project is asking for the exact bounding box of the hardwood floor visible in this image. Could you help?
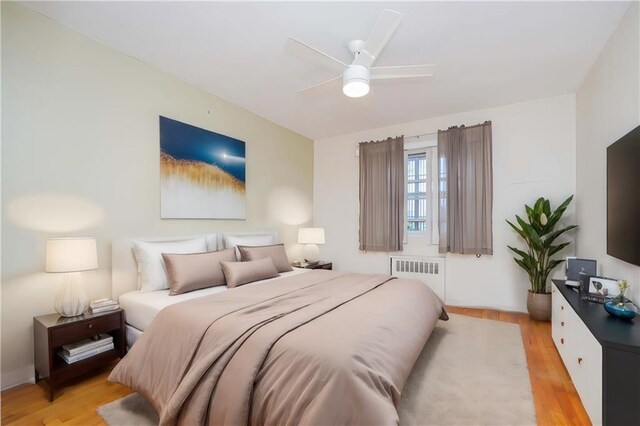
[1,307,591,425]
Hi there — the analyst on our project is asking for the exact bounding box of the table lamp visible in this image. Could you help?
[298,228,325,264]
[46,237,98,317]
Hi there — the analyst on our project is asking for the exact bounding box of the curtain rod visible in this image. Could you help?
[404,131,438,139]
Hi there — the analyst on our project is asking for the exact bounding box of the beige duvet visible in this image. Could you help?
[110,270,446,425]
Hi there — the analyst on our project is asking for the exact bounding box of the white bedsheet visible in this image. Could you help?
[119,268,310,331]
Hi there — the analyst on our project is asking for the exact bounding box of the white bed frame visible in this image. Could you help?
[111,231,278,300]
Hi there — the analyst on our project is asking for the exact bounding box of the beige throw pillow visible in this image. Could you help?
[237,244,293,273]
[162,248,236,295]
[221,257,279,288]
[133,237,208,292]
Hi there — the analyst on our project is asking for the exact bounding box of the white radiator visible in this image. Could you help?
[390,256,446,301]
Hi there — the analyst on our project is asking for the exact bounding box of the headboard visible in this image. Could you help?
[111,231,278,300]
[111,233,218,300]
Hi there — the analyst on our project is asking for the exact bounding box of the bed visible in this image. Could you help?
[110,232,446,425]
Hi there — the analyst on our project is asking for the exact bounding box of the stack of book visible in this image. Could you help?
[58,334,114,364]
[90,298,119,314]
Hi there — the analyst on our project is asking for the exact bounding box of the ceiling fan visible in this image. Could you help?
[286,9,435,98]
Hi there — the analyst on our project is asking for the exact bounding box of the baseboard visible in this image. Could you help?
[445,298,527,314]
[1,365,35,391]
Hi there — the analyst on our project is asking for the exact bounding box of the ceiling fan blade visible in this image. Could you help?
[359,9,403,67]
[298,76,342,94]
[285,38,347,73]
[370,64,435,79]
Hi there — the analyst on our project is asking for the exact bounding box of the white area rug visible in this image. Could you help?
[398,314,536,425]
[98,314,536,425]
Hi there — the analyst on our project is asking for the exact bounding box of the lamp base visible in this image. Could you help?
[303,244,320,263]
[55,272,88,317]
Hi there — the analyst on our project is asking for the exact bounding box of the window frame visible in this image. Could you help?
[404,139,439,245]
[405,148,430,236]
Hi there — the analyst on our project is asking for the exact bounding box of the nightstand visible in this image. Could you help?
[33,309,125,401]
[292,261,333,270]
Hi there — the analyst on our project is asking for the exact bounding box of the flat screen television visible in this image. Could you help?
[607,125,640,267]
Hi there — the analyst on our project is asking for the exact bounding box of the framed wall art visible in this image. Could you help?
[159,116,246,219]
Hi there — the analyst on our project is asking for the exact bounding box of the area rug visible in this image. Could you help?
[98,314,536,425]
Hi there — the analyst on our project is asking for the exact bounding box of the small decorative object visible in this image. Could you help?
[580,276,621,303]
[298,228,325,263]
[46,238,98,317]
[507,195,577,321]
[604,280,638,320]
[160,116,246,219]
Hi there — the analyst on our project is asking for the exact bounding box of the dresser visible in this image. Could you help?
[551,280,640,425]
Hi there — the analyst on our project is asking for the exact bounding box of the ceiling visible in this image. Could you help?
[22,1,630,140]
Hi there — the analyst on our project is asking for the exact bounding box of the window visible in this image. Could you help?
[405,145,438,244]
[406,152,429,232]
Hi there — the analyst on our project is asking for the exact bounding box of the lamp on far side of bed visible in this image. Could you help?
[298,228,325,264]
[46,237,98,317]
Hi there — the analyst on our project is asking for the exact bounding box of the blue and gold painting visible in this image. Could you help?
[160,116,246,219]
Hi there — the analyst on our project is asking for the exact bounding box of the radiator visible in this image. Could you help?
[390,256,446,301]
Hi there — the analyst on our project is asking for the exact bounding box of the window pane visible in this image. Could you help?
[407,151,430,233]
[419,158,427,179]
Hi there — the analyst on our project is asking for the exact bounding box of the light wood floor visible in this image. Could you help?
[1,307,591,425]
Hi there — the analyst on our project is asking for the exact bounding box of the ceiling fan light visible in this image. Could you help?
[343,80,370,98]
[342,64,371,98]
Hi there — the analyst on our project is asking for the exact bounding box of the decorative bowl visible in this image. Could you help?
[604,300,638,320]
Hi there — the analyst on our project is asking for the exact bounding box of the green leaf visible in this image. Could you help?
[514,258,535,280]
[544,259,565,276]
[543,199,551,216]
[548,242,571,257]
[544,195,574,232]
[518,218,543,251]
[507,245,530,260]
[525,205,535,224]
[506,219,527,241]
[543,225,578,247]
[534,198,544,217]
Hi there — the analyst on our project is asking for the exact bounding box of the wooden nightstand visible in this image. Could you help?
[292,261,333,270]
[33,309,125,401]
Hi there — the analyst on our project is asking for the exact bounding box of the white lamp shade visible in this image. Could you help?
[298,228,325,245]
[46,238,98,273]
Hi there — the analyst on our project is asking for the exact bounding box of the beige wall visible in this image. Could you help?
[576,2,640,303]
[1,2,313,388]
[314,95,577,313]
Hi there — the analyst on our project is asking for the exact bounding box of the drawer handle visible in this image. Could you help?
[561,321,564,326]
[88,324,93,329]
[578,357,583,365]
[561,306,564,310]
[561,338,564,344]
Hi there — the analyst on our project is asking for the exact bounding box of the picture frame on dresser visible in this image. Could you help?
[579,274,621,304]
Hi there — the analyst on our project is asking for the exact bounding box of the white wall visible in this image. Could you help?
[1,3,313,389]
[315,95,577,313]
[576,2,640,303]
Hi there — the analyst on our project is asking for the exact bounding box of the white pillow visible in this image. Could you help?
[223,233,277,259]
[133,238,208,292]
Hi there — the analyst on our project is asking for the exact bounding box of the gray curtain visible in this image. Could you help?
[359,136,405,252]
[438,122,493,255]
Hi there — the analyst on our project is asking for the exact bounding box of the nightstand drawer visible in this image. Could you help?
[51,314,121,347]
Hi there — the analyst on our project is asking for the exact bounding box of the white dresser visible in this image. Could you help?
[552,284,603,425]
[551,280,640,426]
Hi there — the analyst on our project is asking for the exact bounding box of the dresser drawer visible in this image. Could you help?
[51,313,121,347]
[551,287,567,350]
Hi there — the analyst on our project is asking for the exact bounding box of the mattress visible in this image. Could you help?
[119,268,310,331]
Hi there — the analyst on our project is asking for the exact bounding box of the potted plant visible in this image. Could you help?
[507,196,577,321]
